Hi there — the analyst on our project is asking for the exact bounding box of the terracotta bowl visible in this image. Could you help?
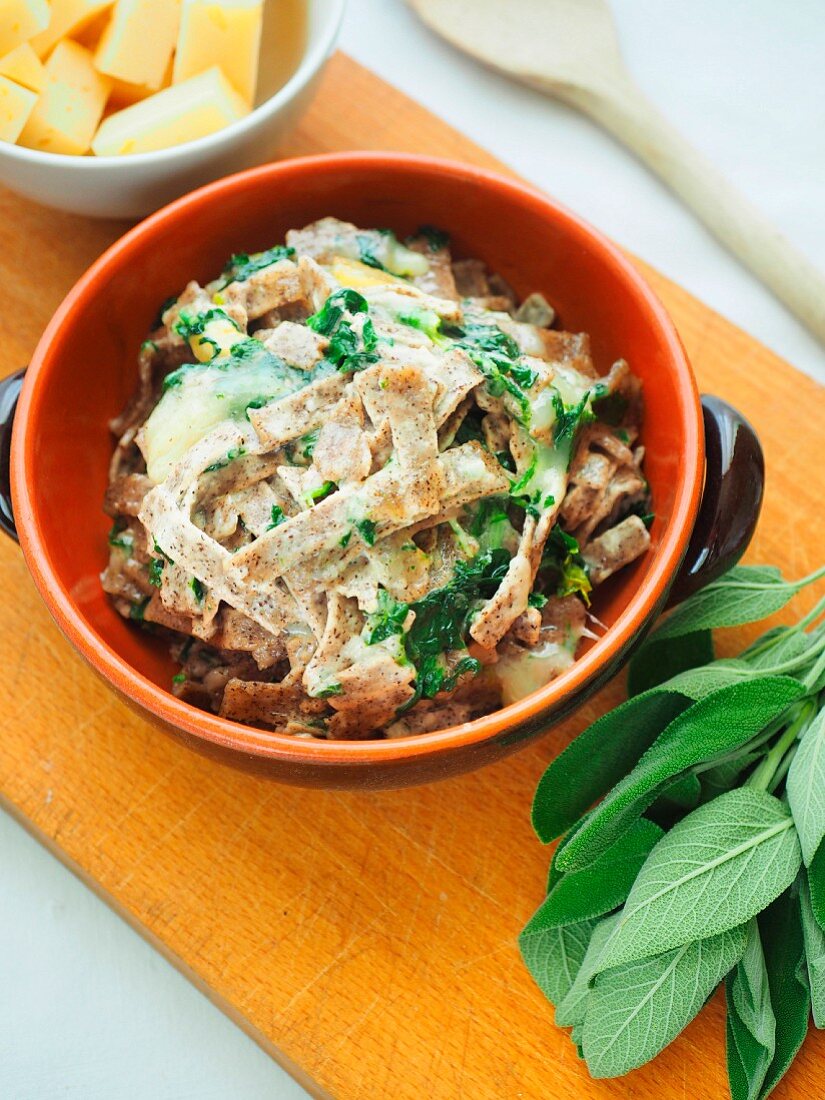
[0,153,764,789]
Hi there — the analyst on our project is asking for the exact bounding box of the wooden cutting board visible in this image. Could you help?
[1,52,823,1100]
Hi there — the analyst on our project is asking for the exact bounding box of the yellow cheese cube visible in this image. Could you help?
[0,42,46,92]
[107,55,172,110]
[29,0,113,59]
[72,5,113,48]
[95,0,179,90]
[0,74,37,142]
[173,0,262,106]
[18,39,110,154]
[0,0,50,57]
[92,65,246,155]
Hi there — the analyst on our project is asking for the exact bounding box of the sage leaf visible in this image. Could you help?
[519,917,597,1008]
[527,820,663,930]
[757,886,811,1099]
[700,752,762,803]
[726,920,775,1100]
[581,925,747,1078]
[558,678,803,872]
[808,844,825,931]
[597,789,802,972]
[554,913,621,1027]
[628,629,714,696]
[532,690,690,842]
[570,1022,584,1057]
[664,660,761,700]
[743,624,825,676]
[648,566,816,642]
[800,879,825,1028]
[787,708,825,865]
[647,771,701,826]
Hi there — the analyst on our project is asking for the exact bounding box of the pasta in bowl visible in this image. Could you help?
[103,216,652,739]
[6,153,762,787]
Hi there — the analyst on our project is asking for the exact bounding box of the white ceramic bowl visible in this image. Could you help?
[0,0,345,219]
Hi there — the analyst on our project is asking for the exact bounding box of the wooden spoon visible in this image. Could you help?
[408,0,825,345]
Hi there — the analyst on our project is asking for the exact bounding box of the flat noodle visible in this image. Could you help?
[248,373,347,450]
[312,387,372,486]
[219,679,327,733]
[139,484,305,638]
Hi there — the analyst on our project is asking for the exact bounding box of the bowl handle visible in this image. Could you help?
[0,368,25,543]
[667,394,764,606]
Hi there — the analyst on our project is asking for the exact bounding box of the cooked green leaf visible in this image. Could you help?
[129,597,149,622]
[219,244,295,287]
[355,518,377,545]
[539,526,592,604]
[416,224,450,252]
[307,288,380,373]
[365,551,507,706]
[441,317,533,425]
[267,505,286,530]
[147,557,165,587]
[364,589,409,645]
[107,519,134,552]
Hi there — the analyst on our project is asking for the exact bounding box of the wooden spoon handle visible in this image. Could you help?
[558,78,825,344]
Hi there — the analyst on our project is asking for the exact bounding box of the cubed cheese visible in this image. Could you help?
[0,0,50,57]
[29,0,113,59]
[72,6,114,47]
[0,42,46,92]
[0,74,37,142]
[95,0,179,90]
[92,65,246,155]
[107,55,172,109]
[18,39,110,153]
[173,0,262,106]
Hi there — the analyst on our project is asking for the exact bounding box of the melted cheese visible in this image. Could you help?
[328,257,404,290]
[494,640,575,706]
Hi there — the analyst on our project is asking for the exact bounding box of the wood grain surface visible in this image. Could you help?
[1,52,823,1100]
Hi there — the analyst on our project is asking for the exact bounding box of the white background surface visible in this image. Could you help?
[2,2,823,1098]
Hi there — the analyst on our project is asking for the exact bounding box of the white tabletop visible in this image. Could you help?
[2,2,823,1098]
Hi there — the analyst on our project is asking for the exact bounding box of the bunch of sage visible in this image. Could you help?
[520,564,825,1097]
